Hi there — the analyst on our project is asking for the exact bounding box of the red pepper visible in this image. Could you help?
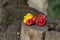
[26,17,36,26]
[35,14,46,26]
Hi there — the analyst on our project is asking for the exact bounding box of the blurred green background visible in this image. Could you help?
[48,0,60,20]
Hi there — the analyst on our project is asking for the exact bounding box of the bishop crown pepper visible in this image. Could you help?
[36,14,46,26]
[26,16,36,26]
[23,13,33,24]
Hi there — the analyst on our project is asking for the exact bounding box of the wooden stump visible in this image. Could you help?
[45,31,60,40]
[20,23,48,40]
[20,23,60,40]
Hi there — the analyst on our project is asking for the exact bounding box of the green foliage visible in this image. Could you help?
[48,0,60,20]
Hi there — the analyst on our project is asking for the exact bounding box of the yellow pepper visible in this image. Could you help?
[24,13,33,19]
[23,13,33,23]
[23,18,28,23]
